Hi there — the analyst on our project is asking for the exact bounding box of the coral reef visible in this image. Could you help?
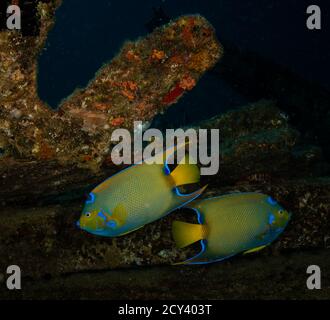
[0,1,222,204]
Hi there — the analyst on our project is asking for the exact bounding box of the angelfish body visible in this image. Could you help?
[77,146,206,237]
[172,193,291,264]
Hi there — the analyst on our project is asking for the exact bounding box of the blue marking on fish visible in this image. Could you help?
[98,211,107,221]
[164,164,171,175]
[268,212,275,225]
[106,220,117,228]
[86,192,96,204]
[267,196,277,206]
[192,208,204,224]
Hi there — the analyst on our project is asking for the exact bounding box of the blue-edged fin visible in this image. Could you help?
[172,221,206,249]
[170,154,200,187]
[174,184,208,202]
[243,245,267,255]
[173,239,211,265]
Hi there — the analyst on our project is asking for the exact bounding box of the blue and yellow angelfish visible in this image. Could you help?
[172,193,291,264]
[77,145,207,237]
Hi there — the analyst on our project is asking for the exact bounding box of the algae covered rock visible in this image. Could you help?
[195,100,328,187]
[0,2,222,204]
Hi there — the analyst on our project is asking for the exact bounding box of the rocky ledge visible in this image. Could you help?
[0,101,329,282]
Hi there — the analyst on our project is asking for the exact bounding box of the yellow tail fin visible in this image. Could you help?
[170,155,200,187]
[172,221,205,249]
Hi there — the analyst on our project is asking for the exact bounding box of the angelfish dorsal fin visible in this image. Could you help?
[170,154,200,187]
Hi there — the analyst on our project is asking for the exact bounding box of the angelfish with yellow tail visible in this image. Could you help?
[77,144,207,237]
[172,193,291,264]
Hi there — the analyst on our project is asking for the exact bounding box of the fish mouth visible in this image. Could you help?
[75,220,105,233]
[82,225,105,233]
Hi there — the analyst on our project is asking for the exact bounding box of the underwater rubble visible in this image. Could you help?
[0,1,329,299]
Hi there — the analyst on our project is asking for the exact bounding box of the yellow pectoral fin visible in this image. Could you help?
[172,220,205,249]
[170,154,200,187]
[112,203,128,227]
[243,245,267,255]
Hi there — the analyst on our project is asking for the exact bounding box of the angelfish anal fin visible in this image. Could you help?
[243,245,267,255]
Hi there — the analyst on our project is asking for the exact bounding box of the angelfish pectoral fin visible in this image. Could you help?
[112,203,128,227]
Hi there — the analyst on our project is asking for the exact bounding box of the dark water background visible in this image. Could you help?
[37,0,329,127]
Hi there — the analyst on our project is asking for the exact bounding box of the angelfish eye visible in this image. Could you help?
[85,212,91,217]
[278,210,284,215]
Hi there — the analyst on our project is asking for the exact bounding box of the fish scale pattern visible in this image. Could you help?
[93,164,180,235]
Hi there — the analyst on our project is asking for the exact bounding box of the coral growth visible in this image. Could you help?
[0,5,222,200]
[151,49,166,61]
[162,84,185,105]
[110,117,125,127]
